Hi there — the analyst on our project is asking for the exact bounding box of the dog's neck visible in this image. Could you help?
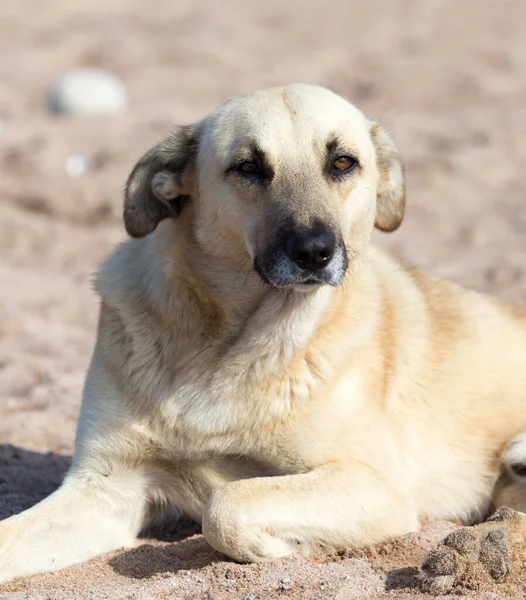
[151,219,351,377]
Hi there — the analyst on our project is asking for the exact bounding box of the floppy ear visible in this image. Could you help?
[370,121,406,233]
[123,125,197,238]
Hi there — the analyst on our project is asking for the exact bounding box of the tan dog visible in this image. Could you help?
[1,84,526,593]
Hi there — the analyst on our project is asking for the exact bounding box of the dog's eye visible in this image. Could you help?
[332,156,356,171]
[238,161,259,174]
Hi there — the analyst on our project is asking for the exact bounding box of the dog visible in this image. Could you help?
[1,83,526,593]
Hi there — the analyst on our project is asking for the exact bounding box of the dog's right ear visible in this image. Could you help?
[369,121,406,233]
[123,125,197,238]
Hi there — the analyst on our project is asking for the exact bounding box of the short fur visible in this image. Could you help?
[1,84,526,583]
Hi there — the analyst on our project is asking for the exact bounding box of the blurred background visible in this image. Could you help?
[0,0,525,454]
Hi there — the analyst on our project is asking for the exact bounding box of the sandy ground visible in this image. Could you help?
[1,0,526,598]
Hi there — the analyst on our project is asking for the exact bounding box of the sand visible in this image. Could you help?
[1,0,526,597]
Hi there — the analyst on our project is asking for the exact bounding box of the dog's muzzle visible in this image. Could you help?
[255,226,347,288]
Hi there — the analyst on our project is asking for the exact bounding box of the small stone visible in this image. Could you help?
[280,577,292,584]
[64,155,91,178]
[48,68,128,116]
[242,595,256,600]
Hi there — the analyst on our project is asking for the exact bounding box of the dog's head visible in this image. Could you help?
[124,84,405,290]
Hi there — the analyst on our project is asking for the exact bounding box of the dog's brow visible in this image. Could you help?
[231,140,274,176]
[325,133,360,162]
[326,135,342,155]
[250,142,272,169]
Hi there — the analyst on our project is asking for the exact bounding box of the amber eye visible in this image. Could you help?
[333,156,356,171]
[239,161,259,174]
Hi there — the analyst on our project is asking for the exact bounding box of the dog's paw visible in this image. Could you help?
[419,507,526,594]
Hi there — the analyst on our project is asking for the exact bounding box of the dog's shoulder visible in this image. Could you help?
[95,237,151,306]
[95,219,181,314]
[90,228,183,404]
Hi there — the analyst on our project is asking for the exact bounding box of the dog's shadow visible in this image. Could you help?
[384,566,422,592]
[0,444,221,578]
[109,532,226,579]
[0,444,71,519]
[106,510,229,581]
[110,511,225,578]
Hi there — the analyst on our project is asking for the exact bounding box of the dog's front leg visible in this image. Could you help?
[202,464,419,562]
[0,463,150,584]
[0,353,153,584]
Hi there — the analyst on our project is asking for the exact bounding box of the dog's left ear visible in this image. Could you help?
[370,121,406,233]
[123,125,197,238]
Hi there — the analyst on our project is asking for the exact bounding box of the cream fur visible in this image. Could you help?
[1,83,526,582]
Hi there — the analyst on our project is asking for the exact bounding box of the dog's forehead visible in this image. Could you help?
[200,85,372,161]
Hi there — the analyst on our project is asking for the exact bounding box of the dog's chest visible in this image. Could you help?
[101,286,331,457]
[116,331,323,459]
[155,356,318,456]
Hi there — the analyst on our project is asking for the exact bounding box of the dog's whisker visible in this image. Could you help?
[233,256,252,290]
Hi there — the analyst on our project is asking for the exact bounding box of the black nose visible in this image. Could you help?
[285,228,335,272]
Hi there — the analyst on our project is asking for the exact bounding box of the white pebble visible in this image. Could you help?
[48,68,128,116]
[65,155,91,178]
